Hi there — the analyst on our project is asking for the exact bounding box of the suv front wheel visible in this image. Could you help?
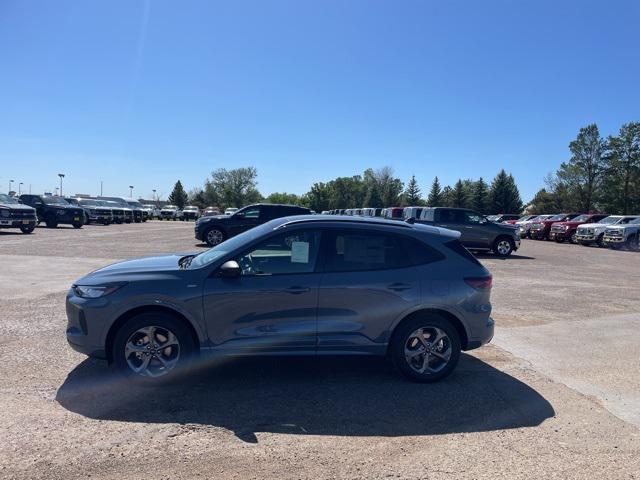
[112,312,195,384]
[390,316,461,382]
[205,227,226,247]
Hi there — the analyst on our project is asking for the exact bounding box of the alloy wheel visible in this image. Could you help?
[124,325,181,377]
[496,240,512,255]
[207,229,224,246]
[404,326,452,374]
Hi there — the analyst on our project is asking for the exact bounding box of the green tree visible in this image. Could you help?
[556,124,606,212]
[265,192,303,205]
[471,177,489,213]
[403,175,422,205]
[602,122,640,214]
[427,176,444,206]
[441,185,453,207]
[306,182,333,212]
[203,167,262,209]
[490,170,523,213]
[168,180,188,209]
[451,179,467,208]
[188,188,207,208]
[528,188,563,214]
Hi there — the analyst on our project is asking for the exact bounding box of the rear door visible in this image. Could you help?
[316,229,422,354]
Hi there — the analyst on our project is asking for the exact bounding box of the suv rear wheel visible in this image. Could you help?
[112,312,196,384]
[492,237,514,256]
[390,315,461,382]
[205,227,226,247]
[20,226,35,234]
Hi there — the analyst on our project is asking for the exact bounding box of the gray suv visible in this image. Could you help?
[66,216,494,383]
[417,207,521,256]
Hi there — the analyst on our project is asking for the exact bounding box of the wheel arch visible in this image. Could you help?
[386,308,469,355]
[104,305,201,363]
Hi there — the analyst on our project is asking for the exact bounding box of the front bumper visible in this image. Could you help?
[549,230,568,240]
[603,236,625,244]
[529,229,547,239]
[0,218,36,228]
[65,292,109,359]
[576,234,596,243]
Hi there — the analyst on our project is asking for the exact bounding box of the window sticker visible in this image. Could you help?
[291,241,310,263]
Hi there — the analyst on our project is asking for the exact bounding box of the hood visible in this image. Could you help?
[0,202,35,212]
[577,222,603,229]
[552,220,582,227]
[200,214,227,220]
[75,253,195,285]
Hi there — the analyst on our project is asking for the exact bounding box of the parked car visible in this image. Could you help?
[576,215,640,247]
[603,217,640,250]
[97,200,127,224]
[182,205,201,221]
[505,214,537,226]
[548,213,609,243]
[224,207,238,215]
[98,197,135,223]
[417,207,520,256]
[126,199,148,222]
[19,194,84,228]
[382,207,404,220]
[0,193,37,233]
[516,214,553,238]
[362,207,383,217]
[195,203,311,246]
[486,214,522,224]
[66,215,494,384]
[142,204,160,219]
[65,197,113,225]
[529,213,582,240]
[202,206,220,217]
[403,206,424,220]
[160,205,180,220]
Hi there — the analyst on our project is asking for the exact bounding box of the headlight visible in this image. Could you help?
[0,209,9,217]
[73,284,123,298]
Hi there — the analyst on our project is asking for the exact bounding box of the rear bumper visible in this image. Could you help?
[465,316,494,350]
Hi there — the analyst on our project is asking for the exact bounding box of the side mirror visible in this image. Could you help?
[219,260,241,278]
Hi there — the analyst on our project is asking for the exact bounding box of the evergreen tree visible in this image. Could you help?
[403,175,422,205]
[168,180,188,209]
[427,176,443,206]
[490,170,523,213]
[441,185,453,207]
[452,179,467,208]
[471,177,489,213]
[602,122,640,214]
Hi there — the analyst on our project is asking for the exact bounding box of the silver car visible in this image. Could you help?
[66,216,494,384]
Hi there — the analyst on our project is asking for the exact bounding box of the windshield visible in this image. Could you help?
[571,214,591,223]
[486,215,499,221]
[598,216,621,224]
[184,206,198,210]
[548,214,567,221]
[127,201,142,208]
[79,199,99,206]
[631,218,640,225]
[43,196,69,205]
[163,205,177,210]
[0,193,19,204]
[189,223,271,269]
[517,215,531,221]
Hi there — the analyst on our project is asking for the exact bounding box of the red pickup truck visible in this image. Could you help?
[548,213,609,243]
[529,213,582,240]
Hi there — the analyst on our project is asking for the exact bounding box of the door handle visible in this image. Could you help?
[284,286,310,294]
[387,282,413,291]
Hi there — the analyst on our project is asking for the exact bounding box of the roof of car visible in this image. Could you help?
[274,214,459,239]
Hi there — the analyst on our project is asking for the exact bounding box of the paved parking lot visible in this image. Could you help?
[1,222,639,479]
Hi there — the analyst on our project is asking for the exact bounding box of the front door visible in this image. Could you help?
[228,206,262,236]
[203,228,322,353]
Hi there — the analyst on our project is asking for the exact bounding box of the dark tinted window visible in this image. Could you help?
[445,240,481,266]
[323,231,440,272]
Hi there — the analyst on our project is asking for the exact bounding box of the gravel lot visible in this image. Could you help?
[1,221,639,479]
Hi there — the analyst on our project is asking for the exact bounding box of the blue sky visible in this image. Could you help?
[1,0,638,201]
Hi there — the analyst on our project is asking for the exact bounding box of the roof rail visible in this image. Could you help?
[276,217,413,229]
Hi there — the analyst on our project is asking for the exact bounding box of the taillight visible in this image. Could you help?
[465,276,493,290]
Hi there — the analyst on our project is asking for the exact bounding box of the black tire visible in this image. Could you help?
[72,222,83,229]
[569,231,578,244]
[596,234,604,247]
[102,220,110,226]
[555,236,565,243]
[45,216,58,228]
[492,236,514,257]
[204,226,226,247]
[626,233,640,251]
[390,315,461,383]
[112,312,196,385]
[20,226,35,234]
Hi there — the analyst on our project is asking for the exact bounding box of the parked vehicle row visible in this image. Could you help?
[0,193,38,233]
[517,212,640,250]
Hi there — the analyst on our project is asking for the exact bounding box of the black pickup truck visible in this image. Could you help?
[19,194,84,229]
[195,203,311,246]
[416,207,521,256]
[0,193,37,233]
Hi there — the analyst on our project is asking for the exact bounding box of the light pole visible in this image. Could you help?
[9,179,14,193]
[152,189,156,203]
[129,185,134,198]
[18,182,23,195]
[58,173,65,196]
